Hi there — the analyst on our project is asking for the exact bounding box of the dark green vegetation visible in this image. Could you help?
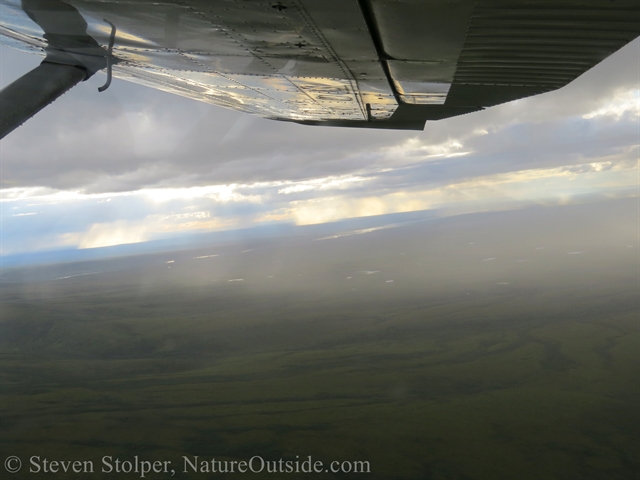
[1,199,638,479]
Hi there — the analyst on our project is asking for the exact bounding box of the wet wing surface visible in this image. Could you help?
[1,0,638,130]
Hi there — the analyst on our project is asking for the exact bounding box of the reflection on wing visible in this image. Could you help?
[0,0,638,132]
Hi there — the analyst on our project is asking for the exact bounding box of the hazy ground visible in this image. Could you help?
[1,197,638,479]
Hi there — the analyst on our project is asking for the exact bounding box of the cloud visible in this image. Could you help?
[582,88,640,120]
[1,159,635,254]
[0,38,638,253]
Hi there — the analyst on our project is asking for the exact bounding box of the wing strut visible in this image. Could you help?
[0,62,88,139]
[0,0,113,139]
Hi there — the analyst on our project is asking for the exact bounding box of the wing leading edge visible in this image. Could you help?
[0,0,638,134]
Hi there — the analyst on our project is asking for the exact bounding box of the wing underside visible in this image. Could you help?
[1,0,638,130]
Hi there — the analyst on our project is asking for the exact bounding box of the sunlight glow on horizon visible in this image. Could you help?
[3,158,631,252]
[2,150,637,253]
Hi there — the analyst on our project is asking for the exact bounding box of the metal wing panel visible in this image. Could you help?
[74,0,368,121]
[0,0,639,131]
[0,0,47,52]
[0,0,372,121]
[295,0,398,120]
[445,2,640,107]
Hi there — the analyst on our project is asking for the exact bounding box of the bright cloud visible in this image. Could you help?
[277,175,370,194]
[380,137,472,165]
[290,160,637,225]
[583,89,640,120]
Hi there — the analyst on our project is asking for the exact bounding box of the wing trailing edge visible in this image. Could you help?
[0,0,638,136]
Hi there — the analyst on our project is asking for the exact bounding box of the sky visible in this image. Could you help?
[0,37,638,256]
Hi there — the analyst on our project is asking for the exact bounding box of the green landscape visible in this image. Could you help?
[1,200,638,479]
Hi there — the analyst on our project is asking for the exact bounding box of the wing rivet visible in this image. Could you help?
[271,3,287,12]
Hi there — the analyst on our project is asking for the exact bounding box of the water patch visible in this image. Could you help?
[316,223,403,241]
[56,272,99,280]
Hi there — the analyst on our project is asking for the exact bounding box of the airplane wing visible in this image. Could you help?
[1,0,638,137]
